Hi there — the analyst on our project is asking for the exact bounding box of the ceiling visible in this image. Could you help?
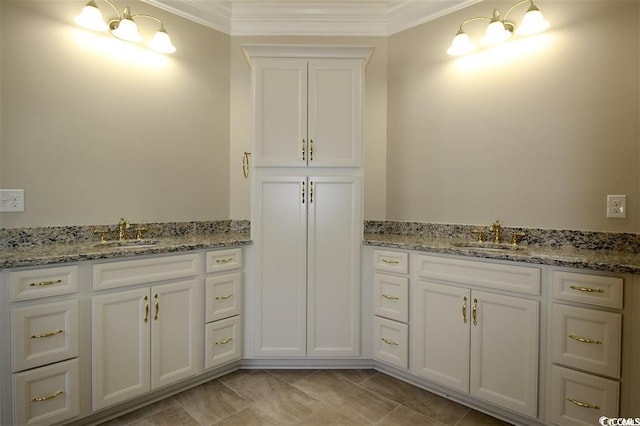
[142,0,480,36]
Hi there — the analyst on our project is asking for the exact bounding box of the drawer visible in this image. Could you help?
[13,358,80,426]
[373,273,409,323]
[551,304,621,378]
[12,300,79,372]
[373,316,408,370]
[205,316,242,369]
[552,271,623,309]
[206,248,242,273]
[415,255,540,295]
[93,253,201,290]
[549,365,619,426]
[10,265,78,302]
[373,250,408,274]
[205,272,242,322]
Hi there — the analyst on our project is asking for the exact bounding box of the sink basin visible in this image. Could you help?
[451,241,525,252]
[95,239,161,249]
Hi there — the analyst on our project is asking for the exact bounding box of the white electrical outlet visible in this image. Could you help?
[0,189,25,212]
[606,194,626,218]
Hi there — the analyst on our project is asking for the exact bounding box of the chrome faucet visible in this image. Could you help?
[119,217,130,241]
[489,220,502,243]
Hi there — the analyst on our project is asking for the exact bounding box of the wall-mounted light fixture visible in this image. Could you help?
[447,0,549,56]
[74,0,176,53]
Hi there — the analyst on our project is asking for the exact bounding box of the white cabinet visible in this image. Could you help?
[252,174,362,357]
[6,265,81,426]
[251,58,363,168]
[92,255,201,410]
[372,249,410,369]
[412,256,540,418]
[548,269,624,426]
[204,248,243,369]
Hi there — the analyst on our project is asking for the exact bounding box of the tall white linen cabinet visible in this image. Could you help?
[243,45,374,358]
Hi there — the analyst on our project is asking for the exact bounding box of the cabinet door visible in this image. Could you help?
[411,280,470,392]
[252,175,307,356]
[253,59,308,167]
[470,290,539,417]
[307,176,362,356]
[151,279,200,389]
[92,288,150,410]
[308,59,363,167]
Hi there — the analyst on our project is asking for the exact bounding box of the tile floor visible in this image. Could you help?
[99,369,512,426]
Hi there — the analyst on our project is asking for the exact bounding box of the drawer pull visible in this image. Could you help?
[215,294,233,300]
[215,337,233,345]
[566,397,600,410]
[31,390,64,403]
[30,329,64,339]
[216,257,234,264]
[569,334,602,345]
[382,294,399,300]
[381,258,400,265]
[382,338,399,346]
[29,279,62,287]
[569,285,604,294]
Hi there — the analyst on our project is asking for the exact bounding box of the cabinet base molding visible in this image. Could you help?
[240,358,375,369]
[64,362,240,426]
[373,362,546,426]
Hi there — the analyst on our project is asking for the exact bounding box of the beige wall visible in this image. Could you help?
[2,1,639,233]
[387,1,640,232]
[228,35,388,220]
[0,0,230,228]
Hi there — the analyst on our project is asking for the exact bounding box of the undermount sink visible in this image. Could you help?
[95,239,161,249]
[451,241,525,252]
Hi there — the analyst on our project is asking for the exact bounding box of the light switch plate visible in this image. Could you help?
[606,194,626,218]
[0,189,24,212]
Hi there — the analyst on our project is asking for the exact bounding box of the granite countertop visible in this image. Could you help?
[364,233,640,274]
[0,232,251,270]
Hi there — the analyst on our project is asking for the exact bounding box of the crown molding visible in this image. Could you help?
[143,0,480,36]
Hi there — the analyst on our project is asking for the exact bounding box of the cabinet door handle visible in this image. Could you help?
[462,296,468,324]
[301,139,306,161]
[215,337,233,345]
[569,285,604,294]
[31,390,64,403]
[216,257,234,264]
[566,397,600,410]
[154,294,159,320]
[144,295,149,323]
[29,279,62,287]
[215,294,233,300]
[301,181,306,204]
[569,334,602,345]
[472,298,478,326]
[31,329,64,339]
[382,294,399,300]
[310,181,314,203]
[309,139,314,161]
[382,338,399,346]
[381,258,399,265]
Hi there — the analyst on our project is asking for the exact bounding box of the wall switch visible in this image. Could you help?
[606,194,626,218]
[0,189,25,212]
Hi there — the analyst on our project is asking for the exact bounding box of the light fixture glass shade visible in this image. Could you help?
[148,28,176,53]
[112,17,143,42]
[481,20,512,45]
[447,31,475,56]
[74,1,108,32]
[516,6,550,35]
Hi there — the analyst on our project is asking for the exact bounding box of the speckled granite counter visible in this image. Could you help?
[0,232,251,270]
[363,221,640,274]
